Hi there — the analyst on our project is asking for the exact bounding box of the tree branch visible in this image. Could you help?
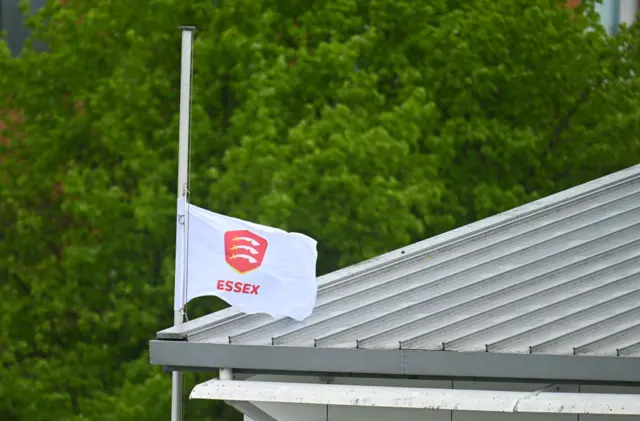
[548,88,591,153]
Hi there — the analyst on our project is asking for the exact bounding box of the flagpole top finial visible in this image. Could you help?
[179,26,197,32]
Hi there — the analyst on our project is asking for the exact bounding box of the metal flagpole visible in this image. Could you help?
[172,25,196,421]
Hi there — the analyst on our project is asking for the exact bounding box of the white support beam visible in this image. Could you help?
[220,368,233,380]
[205,376,278,421]
[208,374,278,421]
[225,400,279,421]
[190,379,640,416]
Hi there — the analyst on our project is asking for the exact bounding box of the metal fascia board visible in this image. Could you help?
[149,340,640,383]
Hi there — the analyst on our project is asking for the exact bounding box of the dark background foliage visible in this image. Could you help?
[1,0,638,420]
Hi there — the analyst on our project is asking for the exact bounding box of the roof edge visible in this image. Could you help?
[158,164,640,340]
[149,340,640,384]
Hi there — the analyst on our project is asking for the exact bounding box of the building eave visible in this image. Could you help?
[149,340,640,385]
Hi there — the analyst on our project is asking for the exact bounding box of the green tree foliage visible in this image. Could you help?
[0,0,638,420]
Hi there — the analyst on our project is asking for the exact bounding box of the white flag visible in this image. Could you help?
[174,197,318,321]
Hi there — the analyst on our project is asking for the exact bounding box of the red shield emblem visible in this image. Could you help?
[224,230,268,274]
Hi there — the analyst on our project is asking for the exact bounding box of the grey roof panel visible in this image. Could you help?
[618,341,640,357]
[158,165,640,360]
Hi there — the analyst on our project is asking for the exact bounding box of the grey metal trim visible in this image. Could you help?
[149,340,640,384]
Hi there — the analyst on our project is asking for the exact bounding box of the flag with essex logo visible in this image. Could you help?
[174,197,318,321]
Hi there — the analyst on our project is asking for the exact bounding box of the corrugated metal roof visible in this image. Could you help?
[159,165,640,359]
